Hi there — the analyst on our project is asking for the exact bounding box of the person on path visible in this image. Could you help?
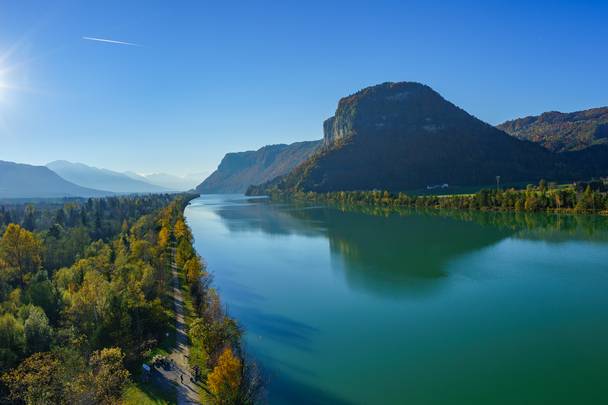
[180,373,184,384]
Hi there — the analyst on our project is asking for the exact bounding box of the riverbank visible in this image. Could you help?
[172,197,262,405]
[262,181,608,215]
[123,195,200,405]
[122,194,259,405]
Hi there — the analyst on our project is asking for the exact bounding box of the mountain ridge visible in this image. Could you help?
[0,160,110,199]
[497,107,608,153]
[47,160,170,193]
[248,82,608,194]
[196,140,321,194]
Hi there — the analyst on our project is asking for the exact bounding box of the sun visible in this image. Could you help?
[0,43,32,104]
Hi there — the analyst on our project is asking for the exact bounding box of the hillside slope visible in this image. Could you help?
[497,107,608,153]
[250,82,608,194]
[196,140,321,194]
[0,160,109,199]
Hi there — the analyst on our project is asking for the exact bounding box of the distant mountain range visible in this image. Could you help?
[46,160,170,194]
[247,82,608,194]
[0,159,202,199]
[124,171,204,191]
[196,141,321,194]
[0,160,109,199]
[497,107,608,153]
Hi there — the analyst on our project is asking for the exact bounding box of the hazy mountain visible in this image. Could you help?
[125,172,203,191]
[0,160,109,199]
[248,82,608,194]
[497,107,608,153]
[196,140,321,194]
[47,161,170,193]
[122,171,150,183]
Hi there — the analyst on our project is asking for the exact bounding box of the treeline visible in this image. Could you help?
[0,194,194,404]
[269,180,608,214]
[167,208,261,404]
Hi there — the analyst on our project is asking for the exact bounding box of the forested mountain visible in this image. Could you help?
[196,140,321,194]
[249,82,608,194]
[497,107,608,153]
[47,161,170,194]
[0,160,109,199]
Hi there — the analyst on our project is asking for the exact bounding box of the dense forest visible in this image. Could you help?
[0,194,258,404]
[265,179,608,215]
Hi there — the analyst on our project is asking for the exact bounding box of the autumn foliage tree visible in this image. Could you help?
[158,226,170,249]
[184,256,203,284]
[0,224,42,287]
[1,347,129,405]
[173,218,191,242]
[1,351,64,404]
[208,347,242,405]
[88,347,130,404]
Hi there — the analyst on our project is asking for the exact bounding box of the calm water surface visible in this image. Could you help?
[185,195,608,404]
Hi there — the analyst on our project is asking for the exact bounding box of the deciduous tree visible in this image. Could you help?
[208,347,242,405]
[0,224,42,287]
[1,351,63,404]
[89,347,130,404]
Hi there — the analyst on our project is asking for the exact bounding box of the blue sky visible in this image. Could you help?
[0,0,607,177]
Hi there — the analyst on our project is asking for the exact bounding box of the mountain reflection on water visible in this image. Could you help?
[210,196,608,296]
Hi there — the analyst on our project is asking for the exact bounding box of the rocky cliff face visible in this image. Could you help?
[322,82,470,148]
[249,82,608,194]
[498,107,608,153]
[322,117,336,147]
[196,140,321,194]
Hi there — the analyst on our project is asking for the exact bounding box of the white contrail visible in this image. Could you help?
[82,36,140,47]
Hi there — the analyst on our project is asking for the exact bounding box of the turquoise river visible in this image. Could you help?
[185,195,608,404]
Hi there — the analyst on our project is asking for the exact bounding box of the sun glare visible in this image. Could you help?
[0,68,15,103]
[0,71,7,100]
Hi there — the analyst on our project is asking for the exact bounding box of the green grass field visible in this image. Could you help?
[122,381,176,405]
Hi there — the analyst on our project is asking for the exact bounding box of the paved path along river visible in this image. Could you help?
[170,258,201,404]
[152,246,202,404]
